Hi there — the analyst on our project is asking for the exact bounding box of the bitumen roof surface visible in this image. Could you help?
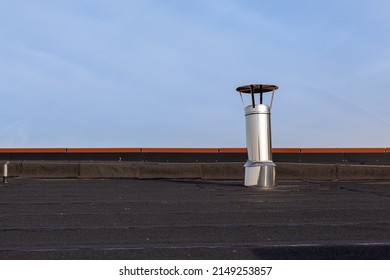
[1,178,390,259]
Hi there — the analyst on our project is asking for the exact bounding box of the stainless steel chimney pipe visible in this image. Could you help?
[236,84,278,187]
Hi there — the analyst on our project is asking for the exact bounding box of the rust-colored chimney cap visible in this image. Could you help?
[236,84,278,94]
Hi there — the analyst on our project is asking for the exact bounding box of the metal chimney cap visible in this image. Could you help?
[236,84,278,94]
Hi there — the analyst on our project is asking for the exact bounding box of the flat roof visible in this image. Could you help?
[1,178,389,259]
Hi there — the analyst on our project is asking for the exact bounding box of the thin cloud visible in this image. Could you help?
[0,0,390,147]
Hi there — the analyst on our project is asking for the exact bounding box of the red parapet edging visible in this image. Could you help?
[67,148,142,153]
[0,148,67,153]
[142,148,219,153]
[0,147,388,154]
[219,148,247,153]
[301,148,386,153]
[272,148,301,153]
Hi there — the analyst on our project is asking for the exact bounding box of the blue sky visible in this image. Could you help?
[1,0,390,148]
